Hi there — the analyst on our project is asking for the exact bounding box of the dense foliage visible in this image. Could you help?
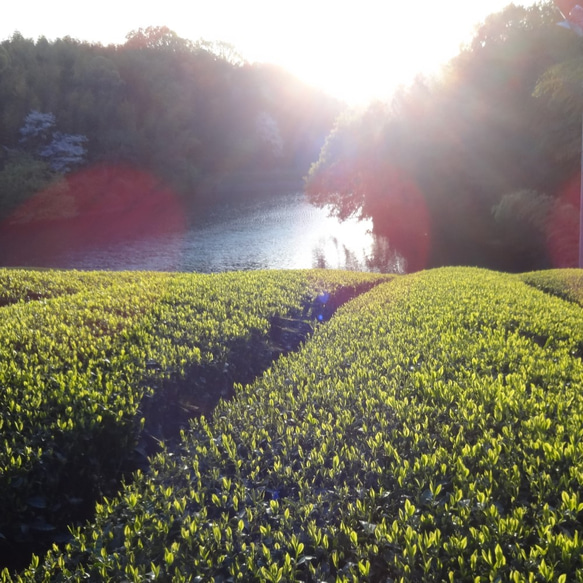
[0,268,388,571]
[307,2,583,272]
[520,268,583,304]
[4,267,583,581]
[0,27,340,219]
[4,6,583,272]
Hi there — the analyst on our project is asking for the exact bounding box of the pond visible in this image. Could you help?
[0,190,404,273]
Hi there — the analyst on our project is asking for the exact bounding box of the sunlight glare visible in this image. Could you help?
[191,0,533,105]
[1,1,540,105]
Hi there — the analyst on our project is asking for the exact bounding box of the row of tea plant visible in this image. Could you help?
[0,268,388,571]
[7,267,583,581]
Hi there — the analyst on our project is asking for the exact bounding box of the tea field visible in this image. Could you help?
[3,267,583,582]
[0,268,389,574]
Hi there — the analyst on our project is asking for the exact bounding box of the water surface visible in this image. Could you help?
[0,191,404,273]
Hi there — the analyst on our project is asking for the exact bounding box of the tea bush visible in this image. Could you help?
[0,269,148,306]
[0,268,388,571]
[9,267,583,582]
[520,269,583,306]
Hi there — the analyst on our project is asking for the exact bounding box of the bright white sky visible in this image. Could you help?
[2,0,542,105]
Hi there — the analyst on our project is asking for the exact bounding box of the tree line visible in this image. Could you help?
[0,26,341,220]
[3,6,582,273]
[307,2,583,272]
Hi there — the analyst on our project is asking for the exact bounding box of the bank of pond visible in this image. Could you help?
[2,266,583,581]
[0,191,403,274]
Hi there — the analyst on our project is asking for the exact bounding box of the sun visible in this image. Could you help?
[1,0,537,106]
[199,0,532,106]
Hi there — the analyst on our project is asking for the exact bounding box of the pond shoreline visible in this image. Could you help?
[0,188,401,273]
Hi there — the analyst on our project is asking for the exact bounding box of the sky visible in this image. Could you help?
[2,0,542,105]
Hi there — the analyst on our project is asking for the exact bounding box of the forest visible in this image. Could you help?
[0,26,340,219]
[307,2,583,272]
[1,3,583,271]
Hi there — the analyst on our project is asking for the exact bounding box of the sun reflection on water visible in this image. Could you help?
[0,187,405,273]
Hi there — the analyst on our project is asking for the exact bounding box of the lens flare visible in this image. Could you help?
[362,165,431,272]
[547,172,579,268]
[0,164,186,269]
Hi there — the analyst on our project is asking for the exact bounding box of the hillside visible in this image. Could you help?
[2,267,583,581]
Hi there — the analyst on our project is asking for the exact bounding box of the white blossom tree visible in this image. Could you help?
[18,110,87,173]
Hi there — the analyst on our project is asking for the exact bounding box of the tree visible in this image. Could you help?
[0,111,86,220]
[0,29,339,210]
[39,132,87,173]
[492,190,556,269]
[18,110,56,150]
[492,189,578,269]
[18,110,87,173]
[0,46,9,74]
[124,26,194,52]
[0,152,57,216]
[306,104,389,222]
[195,39,245,66]
[306,102,431,271]
[533,55,583,163]
[307,2,581,270]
